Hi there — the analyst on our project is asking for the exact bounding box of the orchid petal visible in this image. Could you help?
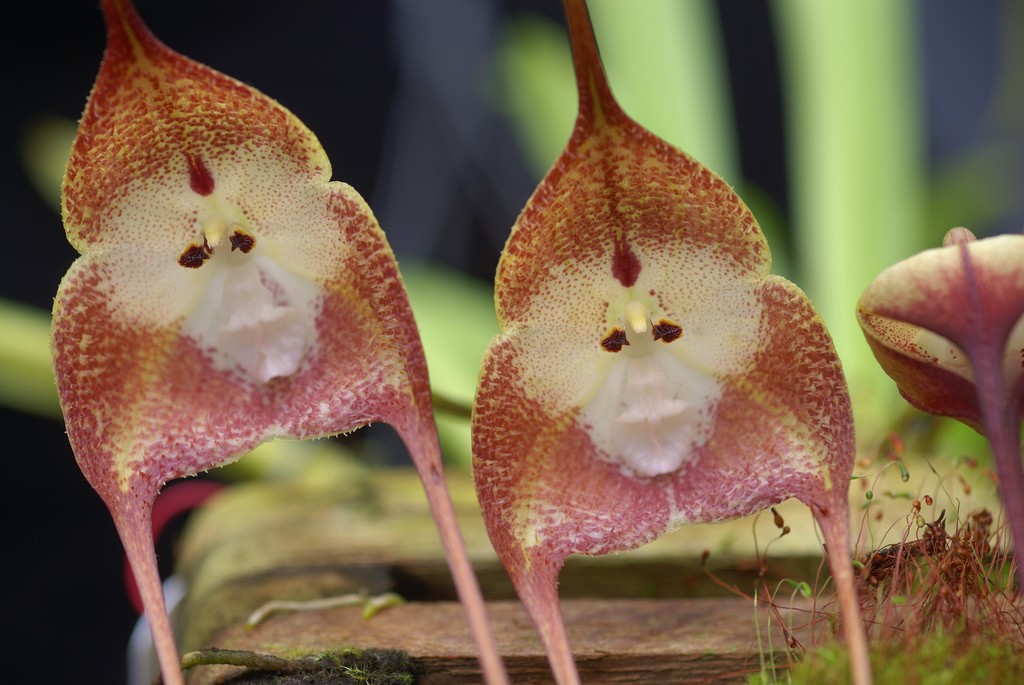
[52,3,506,684]
[472,1,868,684]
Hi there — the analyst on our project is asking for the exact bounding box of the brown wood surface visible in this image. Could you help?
[184,597,810,684]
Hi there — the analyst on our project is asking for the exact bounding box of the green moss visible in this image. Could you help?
[182,647,415,684]
[317,649,414,685]
[757,631,1024,685]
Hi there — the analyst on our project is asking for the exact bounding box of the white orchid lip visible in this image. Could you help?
[585,300,722,478]
[177,199,316,385]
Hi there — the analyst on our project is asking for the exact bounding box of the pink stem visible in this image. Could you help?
[815,503,872,685]
[420,478,509,684]
[116,507,185,685]
[956,240,1024,591]
[401,422,509,685]
[515,559,580,685]
[971,350,1024,590]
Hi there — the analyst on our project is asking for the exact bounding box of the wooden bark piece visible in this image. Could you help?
[185,598,796,684]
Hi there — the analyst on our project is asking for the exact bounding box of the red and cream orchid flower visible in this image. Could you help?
[472,1,869,684]
[52,3,507,685]
[858,226,1024,588]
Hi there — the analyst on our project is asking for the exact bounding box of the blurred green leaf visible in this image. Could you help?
[493,13,577,177]
[217,438,364,485]
[403,262,497,409]
[20,116,76,213]
[402,262,498,468]
[0,298,59,418]
[436,409,473,470]
[931,418,999,467]
[9,118,73,418]
[771,0,930,438]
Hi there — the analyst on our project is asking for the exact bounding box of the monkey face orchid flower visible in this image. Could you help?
[472,2,869,684]
[52,3,506,685]
[858,227,1024,587]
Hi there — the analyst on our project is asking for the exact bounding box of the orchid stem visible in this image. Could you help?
[404,417,509,685]
[421,483,509,679]
[957,236,1024,591]
[974,354,1024,591]
[816,506,872,685]
[518,566,580,685]
[420,477,509,684]
[992,425,1024,591]
[117,509,186,685]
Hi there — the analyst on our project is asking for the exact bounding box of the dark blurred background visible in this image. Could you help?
[2,1,1019,683]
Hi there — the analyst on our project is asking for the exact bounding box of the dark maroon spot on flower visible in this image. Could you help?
[229,230,256,253]
[601,327,629,352]
[178,243,210,268]
[185,152,215,196]
[652,319,682,343]
[179,238,213,268]
[612,237,641,287]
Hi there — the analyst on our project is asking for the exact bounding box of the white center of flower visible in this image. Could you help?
[580,300,722,478]
[214,260,311,383]
[177,208,316,384]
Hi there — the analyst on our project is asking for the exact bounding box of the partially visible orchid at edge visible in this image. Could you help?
[858,226,1024,588]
